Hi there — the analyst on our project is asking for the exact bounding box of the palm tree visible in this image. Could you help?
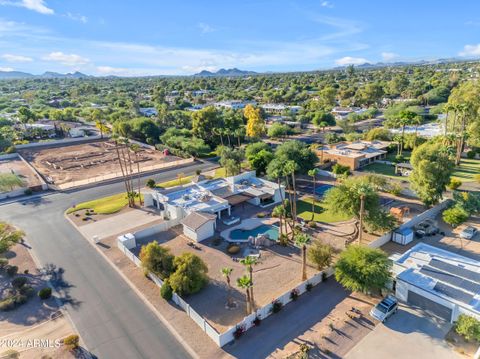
[221,267,235,308]
[237,275,252,315]
[240,257,257,311]
[308,169,318,221]
[272,205,285,239]
[295,234,311,281]
[112,135,134,207]
[130,143,143,205]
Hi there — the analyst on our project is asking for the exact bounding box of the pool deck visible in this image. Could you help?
[220,217,279,242]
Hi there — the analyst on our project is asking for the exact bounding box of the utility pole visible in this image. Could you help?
[358,194,365,245]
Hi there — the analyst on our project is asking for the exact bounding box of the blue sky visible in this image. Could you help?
[0,0,479,76]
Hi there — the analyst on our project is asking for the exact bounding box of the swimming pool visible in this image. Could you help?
[229,224,279,241]
[315,184,334,197]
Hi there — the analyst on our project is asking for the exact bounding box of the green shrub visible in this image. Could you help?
[443,205,469,227]
[160,281,173,300]
[448,178,462,190]
[467,150,476,159]
[332,163,350,176]
[387,183,402,196]
[455,314,480,342]
[271,300,283,313]
[63,334,80,350]
[11,276,28,289]
[169,253,209,296]
[24,188,33,196]
[6,265,18,277]
[38,287,52,300]
[146,178,156,188]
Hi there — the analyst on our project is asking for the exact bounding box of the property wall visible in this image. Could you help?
[132,218,181,239]
[15,135,102,150]
[398,199,451,231]
[316,169,337,179]
[368,232,392,248]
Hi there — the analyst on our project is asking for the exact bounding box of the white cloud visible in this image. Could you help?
[459,44,480,57]
[42,51,89,65]
[1,53,32,62]
[0,67,14,71]
[0,0,54,15]
[321,1,334,8]
[381,52,399,62]
[335,56,369,65]
[65,12,88,23]
[198,22,215,34]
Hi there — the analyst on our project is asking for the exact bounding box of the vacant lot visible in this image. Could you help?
[19,140,183,187]
[0,156,43,192]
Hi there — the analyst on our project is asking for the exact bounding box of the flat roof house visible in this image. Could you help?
[261,104,302,115]
[393,243,480,322]
[143,171,284,242]
[318,140,389,170]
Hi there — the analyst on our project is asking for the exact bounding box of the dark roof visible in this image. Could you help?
[226,193,254,205]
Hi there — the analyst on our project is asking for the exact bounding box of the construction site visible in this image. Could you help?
[19,140,188,189]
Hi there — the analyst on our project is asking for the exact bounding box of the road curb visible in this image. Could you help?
[64,213,200,359]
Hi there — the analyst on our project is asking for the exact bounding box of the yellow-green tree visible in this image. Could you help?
[244,104,265,138]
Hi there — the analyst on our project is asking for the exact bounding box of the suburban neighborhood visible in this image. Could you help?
[1,1,480,359]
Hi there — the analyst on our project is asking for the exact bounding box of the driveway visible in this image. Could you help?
[346,305,461,359]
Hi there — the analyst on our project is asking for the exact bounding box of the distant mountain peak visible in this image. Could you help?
[193,68,257,77]
[0,70,89,80]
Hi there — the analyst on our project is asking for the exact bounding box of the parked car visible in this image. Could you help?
[370,295,398,322]
[414,219,438,238]
[460,226,478,240]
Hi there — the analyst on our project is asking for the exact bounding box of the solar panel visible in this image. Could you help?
[430,258,480,283]
[434,282,474,305]
[420,266,480,294]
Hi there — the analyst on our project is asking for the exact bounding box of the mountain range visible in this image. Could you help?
[193,68,258,77]
[0,71,89,79]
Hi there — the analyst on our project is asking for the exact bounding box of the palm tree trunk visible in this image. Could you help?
[311,174,316,221]
[245,289,251,315]
[249,267,255,311]
[400,124,405,155]
[302,245,307,281]
[115,142,131,201]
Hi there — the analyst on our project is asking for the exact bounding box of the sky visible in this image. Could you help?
[0,0,480,76]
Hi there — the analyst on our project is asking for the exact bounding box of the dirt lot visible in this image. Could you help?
[19,140,183,186]
[0,156,43,190]
[131,228,319,332]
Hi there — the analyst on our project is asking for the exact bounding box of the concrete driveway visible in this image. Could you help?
[346,305,461,359]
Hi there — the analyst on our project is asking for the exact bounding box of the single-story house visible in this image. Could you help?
[181,212,217,242]
[143,171,285,241]
[317,140,390,170]
[392,243,480,322]
[395,162,413,176]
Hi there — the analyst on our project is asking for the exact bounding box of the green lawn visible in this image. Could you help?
[452,159,480,182]
[156,176,193,189]
[361,162,401,179]
[386,151,412,162]
[297,197,351,223]
[67,192,135,214]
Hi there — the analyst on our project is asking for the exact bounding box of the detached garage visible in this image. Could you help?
[393,243,480,323]
[181,211,217,242]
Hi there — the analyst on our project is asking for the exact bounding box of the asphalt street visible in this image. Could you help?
[0,160,217,359]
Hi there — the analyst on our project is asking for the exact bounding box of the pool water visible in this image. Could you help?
[230,224,279,241]
[315,184,334,197]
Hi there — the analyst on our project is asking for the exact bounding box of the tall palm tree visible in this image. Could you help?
[237,275,252,315]
[240,257,257,311]
[295,234,311,281]
[130,143,143,205]
[112,135,134,207]
[221,267,234,308]
[308,169,318,221]
[272,205,285,239]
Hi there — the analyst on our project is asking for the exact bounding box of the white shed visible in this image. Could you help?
[181,212,217,242]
